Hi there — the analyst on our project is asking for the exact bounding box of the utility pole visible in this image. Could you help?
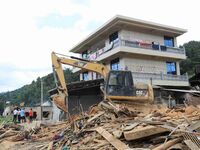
[41,78,43,120]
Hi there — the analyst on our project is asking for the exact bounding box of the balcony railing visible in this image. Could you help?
[87,38,185,60]
[120,39,185,54]
[132,72,188,81]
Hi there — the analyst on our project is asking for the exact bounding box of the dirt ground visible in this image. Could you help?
[0,140,50,150]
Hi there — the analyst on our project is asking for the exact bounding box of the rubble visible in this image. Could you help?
[1,100,200,150]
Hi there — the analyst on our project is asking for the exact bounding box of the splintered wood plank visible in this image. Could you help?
[124,125,168,141]
[153,138,182,150]
[123,122,140,131]
[96,127,129,150]
[87,111,105,123]
[189,120,200,131]
[47,141,53,150]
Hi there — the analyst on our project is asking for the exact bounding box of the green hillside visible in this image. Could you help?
[0,69,79,108]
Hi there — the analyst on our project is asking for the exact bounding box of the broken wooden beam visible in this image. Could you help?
[123,122,140,131]
[0,129,19,140]
[87,111,105,123]
[189,120,200,131]
[47,141,54,150]
[96,127,129,150]
[152,138,182,150]
[124,125,169,141]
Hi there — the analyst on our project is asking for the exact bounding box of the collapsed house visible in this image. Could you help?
[1,101,200,150]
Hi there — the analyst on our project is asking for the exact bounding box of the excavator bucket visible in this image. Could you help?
[49,88,68,112]
[52,95,67,112]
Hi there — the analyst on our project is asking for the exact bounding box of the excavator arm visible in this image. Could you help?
[50,52,154,113]
[50,52,109,112]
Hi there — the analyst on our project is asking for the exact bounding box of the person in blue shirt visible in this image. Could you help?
[20,108,25,123]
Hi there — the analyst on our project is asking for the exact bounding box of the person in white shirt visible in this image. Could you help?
[17,108,21,123]
[13,108,18,123]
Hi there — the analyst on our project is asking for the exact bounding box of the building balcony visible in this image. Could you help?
[121,39,185,54]
[87,38,186,61]
[132,72,189,86]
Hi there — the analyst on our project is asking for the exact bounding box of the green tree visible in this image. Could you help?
[180,41,200,76]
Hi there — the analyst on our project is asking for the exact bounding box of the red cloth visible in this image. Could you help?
[29,110,33,117]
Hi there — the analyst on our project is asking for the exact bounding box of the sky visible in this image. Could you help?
[0,0,199,92]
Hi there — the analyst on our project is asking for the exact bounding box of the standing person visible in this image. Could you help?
[20,108,25,123]
[33,111,37,120]
[13,108,18,124]
[29,108,33,123]
[17,108,21,123]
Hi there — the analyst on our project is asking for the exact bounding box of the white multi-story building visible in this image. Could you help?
[70,15,189,87]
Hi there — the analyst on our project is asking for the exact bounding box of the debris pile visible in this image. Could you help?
[1,101,200,150]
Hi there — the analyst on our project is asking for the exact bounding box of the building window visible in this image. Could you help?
[82,51,88,59]
[43,111,50,118]
[164,36,174,47]
[82,72,88,80]
[166,62,176,75]
[110,58,120,70]
[109,31,118,43]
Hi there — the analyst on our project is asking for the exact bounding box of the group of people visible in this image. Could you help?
[13,107,33,124]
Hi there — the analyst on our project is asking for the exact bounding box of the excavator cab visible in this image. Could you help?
[106,70,135,96]
[105,70,154,102]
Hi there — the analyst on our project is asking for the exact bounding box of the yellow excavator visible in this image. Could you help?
[49,52,154,112]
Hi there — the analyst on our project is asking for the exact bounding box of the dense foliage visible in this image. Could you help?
[0,69,79,108]
[180,41,200,76]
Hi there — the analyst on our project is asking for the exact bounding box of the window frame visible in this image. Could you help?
[110,58,120,70]
[82,51,88,59]
[166,61,176,75]
[164,36,174,47]
[109,31,118,43]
